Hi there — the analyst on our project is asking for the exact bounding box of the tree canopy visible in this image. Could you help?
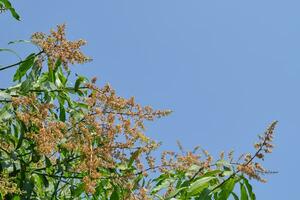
[0,2,277,199]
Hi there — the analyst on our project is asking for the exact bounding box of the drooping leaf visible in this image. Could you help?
[0,0,20,20]
[217,177,236,200]
[242,177,256,200]
[240,183,249,200]
[13,53,35,81]
[8,40,31,45]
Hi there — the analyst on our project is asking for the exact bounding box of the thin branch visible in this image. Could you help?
[0,51,43,72]
[210,122,277,193]
[31,156,81,172]
[51,172,64,199]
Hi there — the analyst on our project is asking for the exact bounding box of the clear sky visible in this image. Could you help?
[1,0,299,199]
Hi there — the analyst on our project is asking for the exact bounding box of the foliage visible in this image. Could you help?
[0,4,277,200]
[0,0,19,20]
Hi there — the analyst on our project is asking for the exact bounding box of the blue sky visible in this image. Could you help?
[1,0,299,199]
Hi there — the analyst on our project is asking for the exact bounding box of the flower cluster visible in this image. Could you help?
[0,4,6,13]
[12,95,67,155]
[63,83,171,193]
[10,81,171,195]
[159,146,213,175]
[7,81,277,198]
[237,121,277,182]
[0,175,20,197]
[31,24,90,68]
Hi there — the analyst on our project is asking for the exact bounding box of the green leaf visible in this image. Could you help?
[13,53,35,81]
[74,76,87,95]
[128,148,142,168]
[187,177,215,196]
[216,160,232,169]
[0,104,13,122]
[35,73,49,88]
[31,151,41,163]
[240,183,249,200]
[242,177,256,200]
[218,177,236,200]
[71,183,85,197]
[55,58,62,69]
[16,122,26,149]
[43,81,57,91]
[231,192,239,200]
[24,178,35,198]
[38,174,49,188]
[152,178,174,194]
[20,76,34,92]
[185,164,201,177]
[48,60,55,82]
[0,91,11,100]
[116,163,128,171]
[57,67,67,86]
[45,156,52,168]
[59,102,66,121]
[20,61,41,93]
[202,170,222,178]
[0,110,12,121]
[12,195,21,200]
[8,40,31,45]
[166,186,188,199]
[9,8,20,20]
[75,102,89,110]
[55,76,63,88]
[110,187,119,200]
[0,0,20,20]
[196,189,212,200]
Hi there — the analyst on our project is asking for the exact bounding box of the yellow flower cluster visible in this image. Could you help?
[12,95,66,155]
[31,24,90,68]
[64,83,171,192]
[11,82,171,195]
[237,121,277,182]
[0,175,20,196]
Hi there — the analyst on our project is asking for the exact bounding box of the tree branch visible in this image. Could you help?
[0,51,43,72]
